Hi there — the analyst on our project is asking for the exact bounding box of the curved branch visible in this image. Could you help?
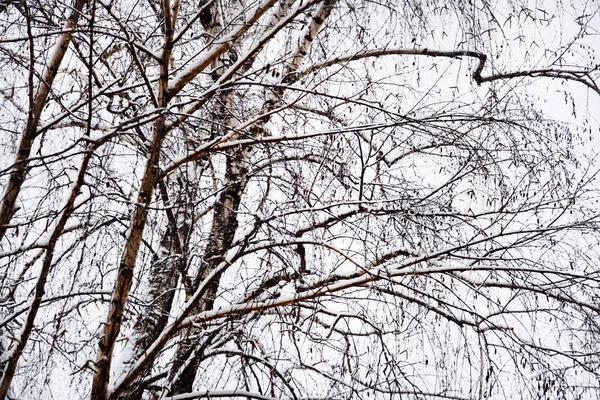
[294,47,600,96]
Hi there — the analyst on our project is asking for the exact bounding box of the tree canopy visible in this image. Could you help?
[1,0,600,399]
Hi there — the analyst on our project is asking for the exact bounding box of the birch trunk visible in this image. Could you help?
[89,0,176,396]
[0,141,101,399]
[165,1,246,393]
[0,0,86,243]
[166,0,337,394]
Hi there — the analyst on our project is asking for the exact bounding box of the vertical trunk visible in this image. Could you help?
[167,0,245,392]
[120,180,192,399]
[169,147,249,394]
[90,0,176,397]
[0,0,86,242]
[119,2,224,398]
[0,143,97,399]
[167,0,337,394]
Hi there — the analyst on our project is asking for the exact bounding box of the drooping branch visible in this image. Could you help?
[180,223,590,328]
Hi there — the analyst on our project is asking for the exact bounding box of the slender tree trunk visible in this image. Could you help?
[0,143,98,399]
[167,0,245,391]
[0,0,86,243]
[169,146,249,394]
[119,2,224,397]
[90,0,176,396]
[167,0,337,394]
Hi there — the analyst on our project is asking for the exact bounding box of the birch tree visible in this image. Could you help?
[1,0,600,399]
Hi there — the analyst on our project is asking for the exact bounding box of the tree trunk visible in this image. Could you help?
[167,0,337,394]
[0,0,86,242]
[90,0,176,395]
[169,146,249,394]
